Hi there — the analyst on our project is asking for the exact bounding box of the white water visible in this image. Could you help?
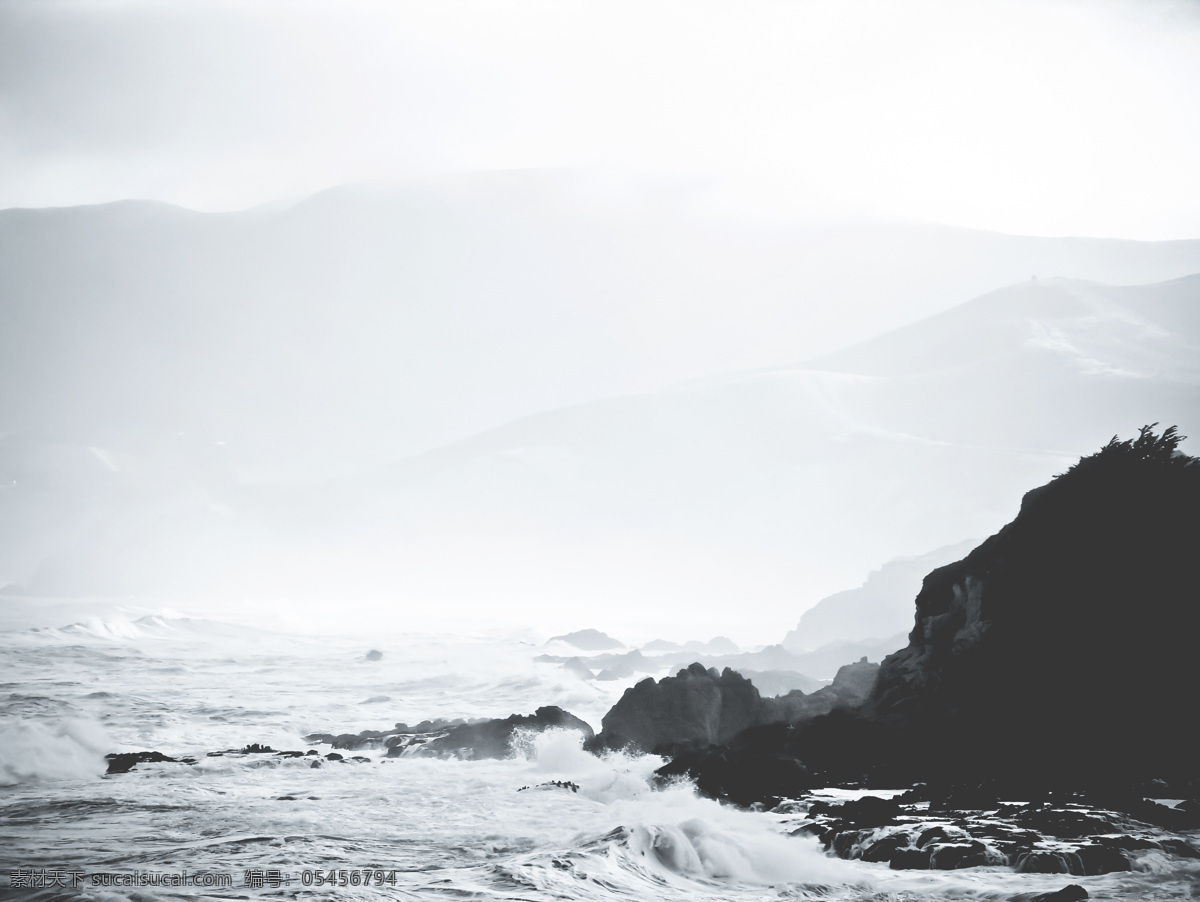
[1,612,1197,900]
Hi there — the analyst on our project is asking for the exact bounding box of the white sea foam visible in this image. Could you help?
[1,617,1197,901]
[0,718,110,785]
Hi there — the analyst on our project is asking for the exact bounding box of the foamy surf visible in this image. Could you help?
[2,616,1197,901]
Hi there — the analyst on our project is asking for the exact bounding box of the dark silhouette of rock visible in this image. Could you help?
[403,706,594,759]
[104,751,182,774]
[1030,885,1089,902]
[589,663,766,754]
[517,780,579,793]
[588,657,878,759]
[782,426,1200,789]
[303,729,393,750]
[547,629,623,651]
[655,748,811,808]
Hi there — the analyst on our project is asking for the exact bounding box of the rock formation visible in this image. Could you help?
[786,425,1200,789]
[589,658,879,755]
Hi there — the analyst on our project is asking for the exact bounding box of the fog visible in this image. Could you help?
[1,0,1198,643]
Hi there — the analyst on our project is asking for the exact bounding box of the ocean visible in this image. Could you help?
[1,609,1197,901]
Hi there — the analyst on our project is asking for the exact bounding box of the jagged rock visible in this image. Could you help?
[104,751,180,774]
[517,780,579,793]
[1030,885,1089,902]
[402,706,594,759]
[303,729,392,750]
[808,795,900,827]
[655,748,810,808]
[590,663,766,754]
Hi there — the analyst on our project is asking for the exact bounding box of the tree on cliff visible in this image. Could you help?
[1059,423,1191,477]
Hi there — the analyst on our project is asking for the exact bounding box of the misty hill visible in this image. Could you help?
[3,172,1200,485]
[261,273,1197,632]
[546,629,623,651]
[3,194,1198,631]
[781,539,978,653]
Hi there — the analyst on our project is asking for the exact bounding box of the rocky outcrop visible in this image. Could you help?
[783,788,1199,876]
[389,706,593,759]
[588,658,879,755]
[589,664,765,754]
[784,426,1200,789]
[860,427,1199,787]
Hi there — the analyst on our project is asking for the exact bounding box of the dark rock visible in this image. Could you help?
[302,729,391,750]
[1014,851,1074,874]
[1072,843,1132,875]
[325,752,344,761]
[241,743,274,754]
[859,833,910,863]
[590,664,768,754]
[928,841,990,869]
[780,429,1200,789]
[889,848,932,869]
[1030,885,1088,902]
[1012,808,1121,838]
[407,706,593,760]
[858,428,1200,789]
[104,751,179,774]
[808,795,900,828]
[916,825,958,848]
[655,748,811,808]
[517,780,579,793]
[274,750,305,758]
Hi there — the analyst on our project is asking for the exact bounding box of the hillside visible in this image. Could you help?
[3,218,1198,634]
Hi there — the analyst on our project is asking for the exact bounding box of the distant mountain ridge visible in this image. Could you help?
[2,189,1197,632]
[781,540,979,652]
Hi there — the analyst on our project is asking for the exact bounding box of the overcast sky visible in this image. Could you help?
[2,0,1199,239]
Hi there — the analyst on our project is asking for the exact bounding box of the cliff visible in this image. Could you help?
[826,425,1200,787]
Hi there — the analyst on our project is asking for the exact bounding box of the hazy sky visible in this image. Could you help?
[2,0,1198,239]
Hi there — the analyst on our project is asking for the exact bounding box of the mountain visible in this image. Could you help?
[781,539,979,652]
[4,172,1200,482]
[2,179,1198,634]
